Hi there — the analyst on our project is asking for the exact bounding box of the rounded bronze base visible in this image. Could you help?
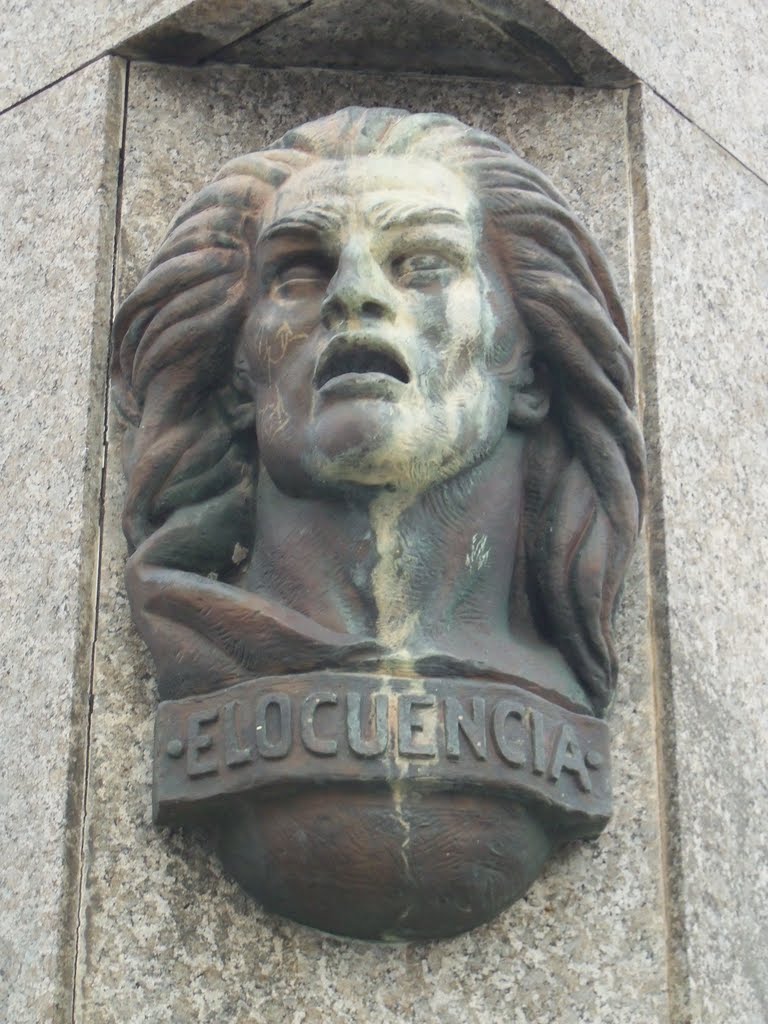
[217,786,552,940]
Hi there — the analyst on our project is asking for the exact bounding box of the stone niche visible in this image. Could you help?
[77,63,667,1022]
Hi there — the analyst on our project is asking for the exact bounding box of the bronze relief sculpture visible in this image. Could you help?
[113,107,645,940]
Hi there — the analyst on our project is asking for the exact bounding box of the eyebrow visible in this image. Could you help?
[259,204,343,242]
[367,200,469,232]
[259,198,471,243]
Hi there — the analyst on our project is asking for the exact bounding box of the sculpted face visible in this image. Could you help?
[238,156,515,495]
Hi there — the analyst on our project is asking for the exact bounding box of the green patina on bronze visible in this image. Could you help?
[113,107,645,940]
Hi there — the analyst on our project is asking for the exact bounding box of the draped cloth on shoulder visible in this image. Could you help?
[126,555,389,701]
[127,550,593,716]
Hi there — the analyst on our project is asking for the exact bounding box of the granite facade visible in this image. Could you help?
[5,0,766,180]
[4,0,766,179]
[215,0,633,84]
[636,86,768,1023]
[0,0,180,110]
[550,0,768,182]
[0,57,124,1023]
[217,0,768,180]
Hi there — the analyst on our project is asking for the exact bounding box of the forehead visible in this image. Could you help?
[261,155,479,234]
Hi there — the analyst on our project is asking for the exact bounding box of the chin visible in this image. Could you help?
[302,398,403,487]
[304,446,410,491]
[307,429,496,495]
[266,390,507,496]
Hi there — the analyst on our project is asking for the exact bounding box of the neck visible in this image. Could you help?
[245,432,529,645]
[243,433,588,707]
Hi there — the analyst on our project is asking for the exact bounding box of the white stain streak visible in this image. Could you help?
[466,532,490,572]
[231,542,249,565]
[369,490,419,653]
[391,780,413,882]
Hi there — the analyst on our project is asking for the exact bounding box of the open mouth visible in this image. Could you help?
[315,338,411,391]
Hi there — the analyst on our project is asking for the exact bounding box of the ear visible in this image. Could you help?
[233,348,254,398]
[226,348,257,432]
[507,360,550,428]
[486,291,550,428]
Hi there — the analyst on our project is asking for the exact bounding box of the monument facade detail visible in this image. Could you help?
[113,107,645,940]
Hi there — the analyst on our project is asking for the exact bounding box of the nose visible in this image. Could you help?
[321,245,396,331]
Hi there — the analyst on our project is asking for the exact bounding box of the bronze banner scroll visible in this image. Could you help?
[154,673,611,832]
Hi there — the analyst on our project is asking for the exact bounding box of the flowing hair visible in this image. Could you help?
[112,107,645,715]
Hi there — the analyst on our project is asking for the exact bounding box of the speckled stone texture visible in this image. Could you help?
[75,64,668,1023]
[6,0,765,180]
[115,0,307,63]
[216,0,632,84]
[0,0,186,109]
[635,86,768,1023]
[0,57,124,1023]
[549,0,768,182]
[132,0,768,182]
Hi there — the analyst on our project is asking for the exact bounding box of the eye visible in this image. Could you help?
[393,252,456,289]
[271,260,331,301]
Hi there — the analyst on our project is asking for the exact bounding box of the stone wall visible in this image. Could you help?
[0,57,124,1021]
[634,87,768,1022]
[1,3,766,1022]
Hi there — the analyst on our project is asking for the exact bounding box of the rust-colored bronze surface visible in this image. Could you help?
[113,107,645,939]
